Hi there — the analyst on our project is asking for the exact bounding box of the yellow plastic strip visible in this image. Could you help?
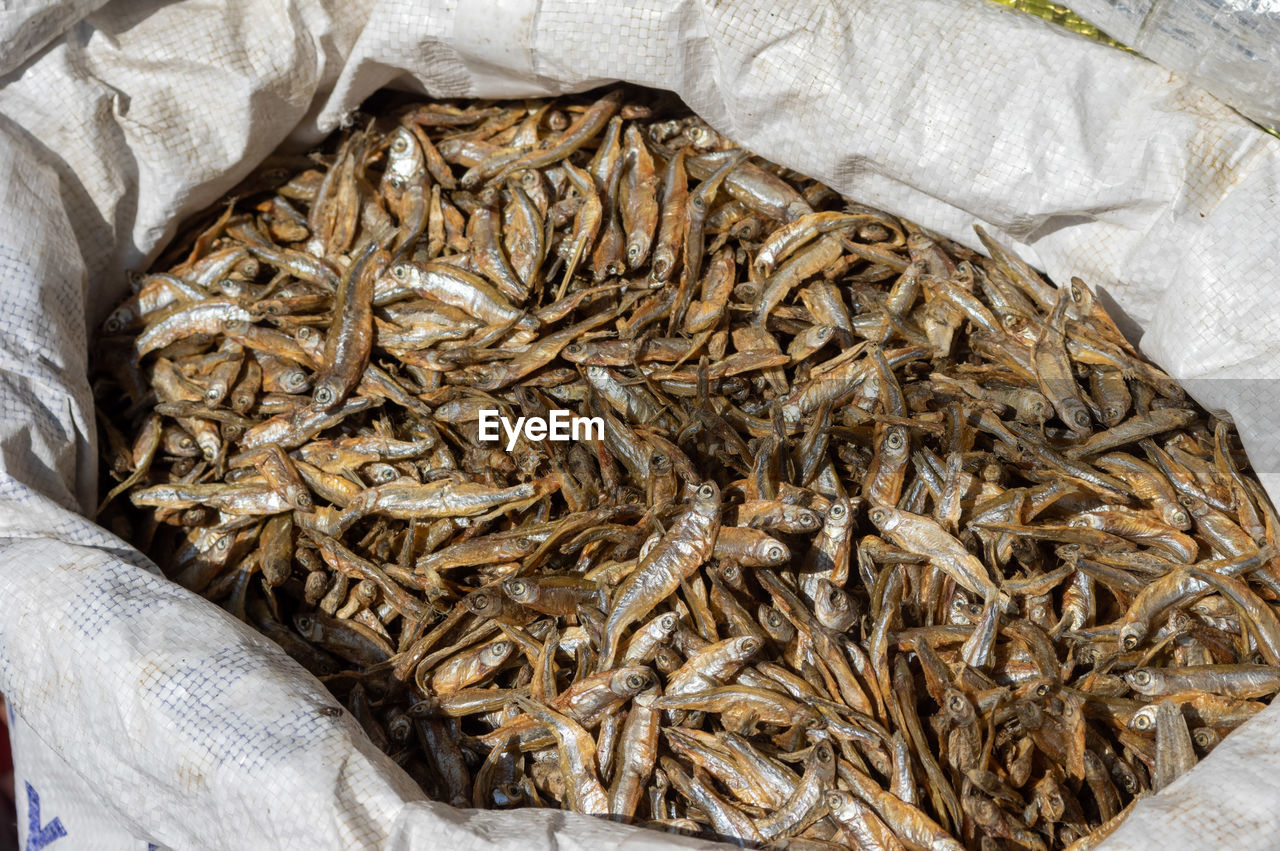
[988,0,1278,136]
[988,0,1132,51]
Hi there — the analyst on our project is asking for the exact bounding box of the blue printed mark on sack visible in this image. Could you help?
[24,782,66,850]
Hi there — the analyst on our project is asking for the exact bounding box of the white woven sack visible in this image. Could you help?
[0,0,1278,848]
[1067,0,1280,130]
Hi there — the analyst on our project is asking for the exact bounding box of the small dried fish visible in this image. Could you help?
[96,87,1277,851]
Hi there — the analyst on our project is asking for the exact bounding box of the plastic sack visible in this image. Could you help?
[1,0,1278,847]
[1067,0,1280,130]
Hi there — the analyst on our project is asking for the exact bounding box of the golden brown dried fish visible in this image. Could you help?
[96,88,1280,851]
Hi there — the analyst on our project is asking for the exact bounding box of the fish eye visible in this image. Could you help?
[660,613,678,629]
[312,383,334,405]
[766,545,785,562]
[1130,670,1152,687]
[829,503,847,520]
[296,615,312,631]
[565,343,582,354]
[387,715,411,739]
[1035,683,1051,698]
[470,592,491,609]
[740,638,760,655]
[388,175,405,189]
[392,264,408,280]
[967,604,983,617]
[391,136,409,152]
[505,579,529,597]
[489,640,511,656]
[1193,730,1214,748]
[1133,712,1154,731]
[1121,633,1140,650]
[104,315,124,333]
[1071,284,1084,302]
[1106,407,1122,419]
[696,483,715,500]
[626,673,647,690]
[825,791,845,809]
[1072,410,1091,428]
[815,743,832,762]
[885,431,904,450]
[869,507,888,525]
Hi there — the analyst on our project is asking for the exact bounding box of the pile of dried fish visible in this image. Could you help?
[94,87,1280,850]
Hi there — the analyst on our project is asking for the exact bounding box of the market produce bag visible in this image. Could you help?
[0,0,1277,847]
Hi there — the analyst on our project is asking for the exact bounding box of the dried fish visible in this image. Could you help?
[96,87,1277,850]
